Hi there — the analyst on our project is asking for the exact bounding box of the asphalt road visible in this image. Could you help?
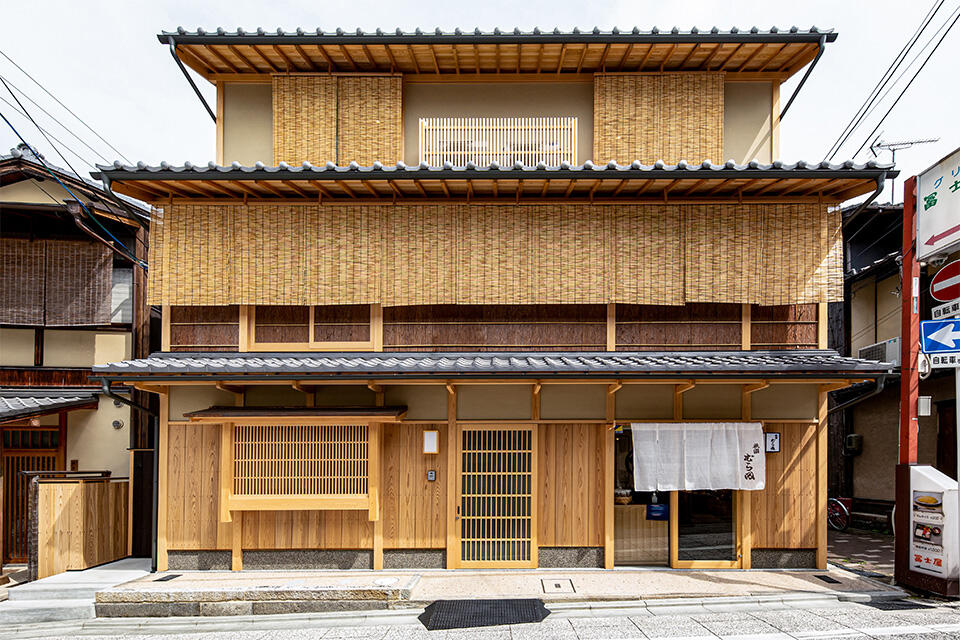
[22,599,960,640]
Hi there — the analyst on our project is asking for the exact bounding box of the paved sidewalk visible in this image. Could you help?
[4,597,960,639]
[828,529,896,581]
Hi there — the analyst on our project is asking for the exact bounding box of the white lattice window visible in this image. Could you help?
[418,117,577,167]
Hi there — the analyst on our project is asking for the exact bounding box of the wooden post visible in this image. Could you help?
[603,383,619,569]
[127,451,134,555]
[445,384,458,568]
[219,424,233,524]
[369,421,383,570]
[771,81,780,160]
[741,304,751,350]
[371,304,384,352]
[606,303,616,351]
[216,81,224,165]
[157,392,169,571]
[231,511,243,571]
[238,306,250,353]
[740,384,753,570]
[160,305,171,351]
[817,302,828,349]
[816,385,829,569]
[531,382,541,421]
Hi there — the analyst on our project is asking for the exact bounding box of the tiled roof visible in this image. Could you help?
[161,26,837,44]
[92,350,894,380]
[94,159,896,181]
[0,389,99,420]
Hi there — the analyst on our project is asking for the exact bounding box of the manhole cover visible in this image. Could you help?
[541,578,575,594]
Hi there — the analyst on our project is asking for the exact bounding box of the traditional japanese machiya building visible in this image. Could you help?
[93,26,896,572]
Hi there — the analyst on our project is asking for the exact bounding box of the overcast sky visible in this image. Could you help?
[1,0,957,205]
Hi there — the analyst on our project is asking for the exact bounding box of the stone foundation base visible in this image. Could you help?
[538,547,603,568]
[384,549,446,569]
[243,549,373,570]
[750,549,817,569]
[168,550,231,571]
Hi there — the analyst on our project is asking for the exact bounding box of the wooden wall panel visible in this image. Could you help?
[537,424,603,547]
[750,304,818,350]
[750,422,818,549]
[382,423,447,549]
[36,479,128,579]
[169,305,239,351]
[384,305,606,351]
[616,303,741,350]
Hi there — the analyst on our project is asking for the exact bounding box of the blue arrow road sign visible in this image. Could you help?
[920,319,960,353]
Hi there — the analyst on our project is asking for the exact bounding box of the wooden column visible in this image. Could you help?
[157,392,169,571]
[370,422,383,570]
[372,304,384,352]
[816,385,829,569]
[445,384,458,568]
[741,304,751,350]
[606,303,616,351]
[231,511,243,571]
[817,302,828,349]
[238,306,251,353]
[160,305,171,351]
[603,383,620,569]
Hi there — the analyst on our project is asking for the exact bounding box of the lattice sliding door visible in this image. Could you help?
[457,426,537,568]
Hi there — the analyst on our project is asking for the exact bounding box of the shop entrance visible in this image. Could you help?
[455,425,537,568]
[676,490,737,563]
[613,426,669,566]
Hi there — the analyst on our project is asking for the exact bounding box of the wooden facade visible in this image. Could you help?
[91,26,890,575]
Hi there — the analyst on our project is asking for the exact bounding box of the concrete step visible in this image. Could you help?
[0,598,94,624]
[7,583,107,601]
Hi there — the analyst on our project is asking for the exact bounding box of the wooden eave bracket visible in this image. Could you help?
[133,383,168,395]
[675,380,696,394]
[742,381,770,395]
[445,382,456,395]
[820,380,856,393]
[367,381,383,394]
[216,382,245,396]
[607,381,623,395]
[291,381,319,394]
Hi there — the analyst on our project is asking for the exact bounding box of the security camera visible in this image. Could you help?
[929,255,949,267]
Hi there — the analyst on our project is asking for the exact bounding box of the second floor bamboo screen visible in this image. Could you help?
[146,202,841,307]
[272,75,402,166]
[593,73,724,164]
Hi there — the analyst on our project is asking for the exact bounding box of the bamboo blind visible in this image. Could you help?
[593,73,724,164]
[418,117,577,167]
[147,202,839,307]
[272,75,401,166]
[0,238,112,326]
[233,424,369,496]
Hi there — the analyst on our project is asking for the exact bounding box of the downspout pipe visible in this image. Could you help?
[100,379,158,417]
[167,36,217,123]
[842,171,890,233]
[779,35,827,120]
[828,373,890,415]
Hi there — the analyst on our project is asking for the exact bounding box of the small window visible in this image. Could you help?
[419,117,577,167]
[247,304,379,351]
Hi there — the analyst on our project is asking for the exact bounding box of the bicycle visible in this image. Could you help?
[827,497,851,531]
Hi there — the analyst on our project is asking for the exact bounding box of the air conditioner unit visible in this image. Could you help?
[857,337,900,367]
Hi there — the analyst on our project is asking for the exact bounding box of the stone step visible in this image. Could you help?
[7,583,106,601]
[0,599,94,624]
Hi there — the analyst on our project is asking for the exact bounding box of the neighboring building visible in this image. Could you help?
[829,201,958,525]
[93,26,895,572]
[0,145,153,565]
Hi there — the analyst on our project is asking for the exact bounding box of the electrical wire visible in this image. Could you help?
[824,0,944,161]
[852,4,960,158]
[0,106,143,266]
[0,48,132,164]
[0,73,111,164]
[0,94,98,168]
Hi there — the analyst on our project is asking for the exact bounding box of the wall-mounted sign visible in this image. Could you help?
[910,465,958,579]
[930,259,960,303]
[765,432,781,453]
[920,319,960,354]
[933,299,960,321]
[931,353,960,369]
[918,147,960,261]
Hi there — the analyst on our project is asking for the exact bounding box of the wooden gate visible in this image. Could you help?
[2,425,63,564]
[456,425,537,568]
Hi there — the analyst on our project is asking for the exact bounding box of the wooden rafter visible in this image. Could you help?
[405,44,421,73]
[335,180,358,198]
[699,43,725,70]
[715,43,744,71]
[757,43,788,72]
[735,44,768,73]
[382,44,400,73]
[246,45,280,72]
[271,45,297,72]
[338,45,359,71]
[313,44,337,70]
[678,43,701,68]
[616,43,634,71]
[187,46,232,74]
[226,45,258,71]
[776,44,814,73]
[659,43,678,72]
[575,44,590,73]
[636,43,656,71]
[281,180,311,198]
[292,44,319,71]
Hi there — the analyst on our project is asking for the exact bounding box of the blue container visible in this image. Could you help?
[646,503,669,521]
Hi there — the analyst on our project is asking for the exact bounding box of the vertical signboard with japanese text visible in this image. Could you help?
[910,465,959,579]
[918,147,960,261]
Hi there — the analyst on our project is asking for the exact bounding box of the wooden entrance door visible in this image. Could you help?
[456,425,537,568]
[2,424,64,564]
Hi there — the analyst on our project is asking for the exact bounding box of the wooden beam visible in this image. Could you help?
[741,303,751,350]
[606,303,616,351]
[817,302,828,349]
[445,384,458,568]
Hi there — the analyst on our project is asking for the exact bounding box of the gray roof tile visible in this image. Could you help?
[0,389,99,420]
[92,350,894,380]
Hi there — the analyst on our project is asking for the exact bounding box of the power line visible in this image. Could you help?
[0,48,132,164]
[824,0,944,161]
[852,4,960,158]
[0,73,111,164]
[0,80,143,265]
[0,93,97,168]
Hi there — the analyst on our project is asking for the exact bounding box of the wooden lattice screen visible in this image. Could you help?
[232,424,369,496]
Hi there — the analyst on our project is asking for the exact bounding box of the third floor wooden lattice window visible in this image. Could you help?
[418,117,577,167]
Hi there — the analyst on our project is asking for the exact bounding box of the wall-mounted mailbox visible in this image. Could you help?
[845,433,863,456]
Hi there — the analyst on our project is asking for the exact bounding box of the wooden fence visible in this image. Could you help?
[31,474,128,580]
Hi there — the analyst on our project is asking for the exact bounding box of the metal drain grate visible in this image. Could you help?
[153,574,180,582]
[864,600,933,611]
[418,599,550,630]
[814,574,841,584]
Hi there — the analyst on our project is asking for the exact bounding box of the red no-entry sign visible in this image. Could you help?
[931,259,960,303]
